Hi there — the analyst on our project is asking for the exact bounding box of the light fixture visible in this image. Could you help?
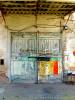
[63,25,68,30]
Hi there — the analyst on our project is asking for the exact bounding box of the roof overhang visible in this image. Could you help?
[0,1,75,17]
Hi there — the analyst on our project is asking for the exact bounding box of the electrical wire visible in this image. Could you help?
[2,15,62,32]
[64,11,73,26]
[61,12,73,33]
[5,25,35,32]
[37,24,63,27]
[1,13,36,32]
[1,1,72,32]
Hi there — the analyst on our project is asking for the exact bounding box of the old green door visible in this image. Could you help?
[10,32,37,83]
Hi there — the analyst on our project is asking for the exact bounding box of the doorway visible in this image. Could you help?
[10,32,62,83]
[38,59,62,83]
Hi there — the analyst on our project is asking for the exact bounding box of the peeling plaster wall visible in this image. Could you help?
[0,13,10,79]
[63,13,75,71]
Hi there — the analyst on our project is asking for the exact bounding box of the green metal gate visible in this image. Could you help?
[10,32,62,83]
[10,32,37,83]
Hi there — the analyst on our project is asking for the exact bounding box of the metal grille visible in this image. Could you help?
[11,32,36,57]
[11,32,60,57]
[38,38,60,54]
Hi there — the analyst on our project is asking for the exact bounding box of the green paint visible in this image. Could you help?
[28,58,36,61]
[50,57,61,61]
[18,56,36,61]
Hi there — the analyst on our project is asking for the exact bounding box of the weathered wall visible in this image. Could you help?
[62,13,75,72]
[4,14,61,33]
[0,12,10,80]
[0,13,63,80]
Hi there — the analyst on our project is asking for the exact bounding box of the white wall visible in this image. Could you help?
[63,12,75,71]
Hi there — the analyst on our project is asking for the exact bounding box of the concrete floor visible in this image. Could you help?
[0,81,75,100]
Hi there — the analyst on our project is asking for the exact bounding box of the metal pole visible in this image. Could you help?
[35,0,39,84]
[60,20,65,82]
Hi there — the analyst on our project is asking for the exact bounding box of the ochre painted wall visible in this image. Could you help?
[4,14,62,33]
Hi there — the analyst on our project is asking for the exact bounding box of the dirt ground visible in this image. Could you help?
[0,81,75,100]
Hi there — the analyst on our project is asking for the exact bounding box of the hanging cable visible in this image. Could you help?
[61,12,73,32]
[64,12,72,26]
[2,0,72,32]
[1,12,36,32]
